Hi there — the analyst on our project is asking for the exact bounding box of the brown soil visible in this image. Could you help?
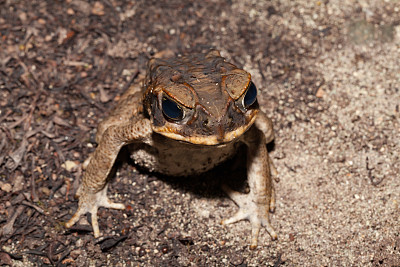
[1,0,399,266]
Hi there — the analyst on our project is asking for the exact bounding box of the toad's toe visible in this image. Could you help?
[222,185,277,249]
[65,185,125,237]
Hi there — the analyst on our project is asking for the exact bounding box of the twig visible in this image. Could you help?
[56,248,72,267]
[27,154,39,202]
[21,201,45,215]
[0,110,12,124]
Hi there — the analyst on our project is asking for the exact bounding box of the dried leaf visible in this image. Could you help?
[91,2,105,16]
[0,252,12,266]
[99,86,112,103]
[6,138,28,171]
[61,160,79,172]
[316,86,325,98]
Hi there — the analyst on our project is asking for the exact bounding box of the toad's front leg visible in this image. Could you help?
[222,125,277,249]
[65,118,152,237]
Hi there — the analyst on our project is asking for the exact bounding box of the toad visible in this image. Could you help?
[66,50,278,249]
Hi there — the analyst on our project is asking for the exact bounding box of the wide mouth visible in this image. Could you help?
[152,112,257,146]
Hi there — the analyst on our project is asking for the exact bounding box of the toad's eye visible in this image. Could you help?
[162,97,184,120]
[243,82,257,108]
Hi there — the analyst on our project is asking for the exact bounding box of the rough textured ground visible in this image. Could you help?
[1,0,399,266]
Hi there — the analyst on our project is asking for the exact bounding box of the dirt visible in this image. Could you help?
[1,0,399,266]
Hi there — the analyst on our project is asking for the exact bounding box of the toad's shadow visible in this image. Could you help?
[114,141,276,200]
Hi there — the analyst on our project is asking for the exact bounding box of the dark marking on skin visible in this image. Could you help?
[171,74,182,83]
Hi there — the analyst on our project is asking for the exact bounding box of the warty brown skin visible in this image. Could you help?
[66,50,278,249]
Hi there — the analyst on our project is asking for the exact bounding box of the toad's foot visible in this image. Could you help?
[221,185,277,249]
[65,185,125,238]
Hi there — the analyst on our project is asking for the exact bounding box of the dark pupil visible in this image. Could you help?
[162,97,183,120]
[243,82,257,108]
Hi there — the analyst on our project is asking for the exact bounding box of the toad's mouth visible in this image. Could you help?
[151,113,257,146]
